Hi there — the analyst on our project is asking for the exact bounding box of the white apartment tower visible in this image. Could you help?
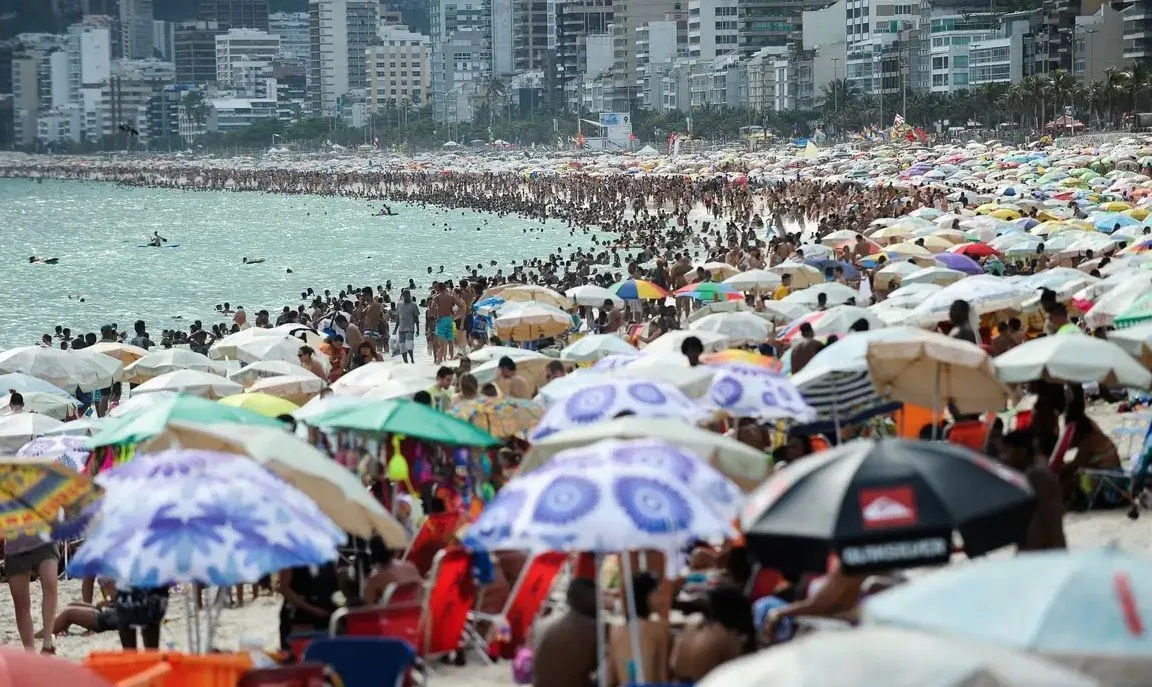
[215,28,280,92]
[367,25,431,110]
[688,0,738,61]
[120,0,155,59]
[308,0,379,115]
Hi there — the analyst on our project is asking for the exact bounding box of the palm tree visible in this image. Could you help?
[481,74,508,134]
[1103,66,1128,125]
[980,82,1009,126]
[820,79,860,132]
[1124,62,1151,116]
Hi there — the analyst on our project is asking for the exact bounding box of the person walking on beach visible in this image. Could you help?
[429,283,464,364]
[5,533,60,654]
[396,290,420,364]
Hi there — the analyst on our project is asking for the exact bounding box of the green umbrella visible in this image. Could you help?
[88,394,284,447]
[315,398,500,447]
[1115,292,1152,329]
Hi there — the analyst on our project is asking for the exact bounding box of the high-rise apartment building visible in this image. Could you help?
[429,0,492,121]
[512,0,552,72]
[269,11,310,64]
[1121,0,1152,61]
[611,0,681,109]
[215,28,280,92]
[308,0,379,116]
[199,0,271,31]
[119,0,154,59]
[556,0,613,100]
[174,20,224,84]
[367,25,431,110]
[688,0,739,60]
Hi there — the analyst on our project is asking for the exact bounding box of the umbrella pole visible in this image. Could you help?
[184,585,195,653]
[595,553,608,687]
[931,363,941,440]
[832,394,841,445]
[620,552,647,685]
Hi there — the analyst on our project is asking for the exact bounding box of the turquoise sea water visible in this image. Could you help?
[0,179,592,348]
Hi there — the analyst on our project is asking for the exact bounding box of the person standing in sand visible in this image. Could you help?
[429,282,464,364]
[532,579,599,687]
[5,533,59,653]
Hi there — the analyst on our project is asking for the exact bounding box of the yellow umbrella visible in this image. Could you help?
[218,392,300,418]
[448,397,544,438]
[1030,220,1070,236]
[885,241,935,258]
[974,203,1000,215]
[1065,219,1095,231]
[929,229,966,244]
[990,208,1022,220]
[916,235,954,253]
[1125,207,1150,221]
[868,226,912,242]
[1099,201,1133,212]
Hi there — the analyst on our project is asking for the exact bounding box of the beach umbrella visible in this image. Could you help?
[292,394,363,424]
[755,300,813,325]
[689,312,774,346]
[209,328,306,362]
[16,435,89,472]
[1109,322,1152,367]
[498,284,569,309]
[867,330,1008,414]
[316,398,500,447]
[218,392,300,418]
[911,275,1028,324]
[697,628,1098,687]
[819,229,860,246]
[0,391,77,420]
[448,397,544,438]
[791,355,902,436]
[1085,273,1152,328]
[329,361,432,398]
[934,251,985,275]
[0,459,100,539]
[0,347,121,393]
[740,438,1034,574]
[529,379,708,441]
[777,306,884,343]
[0,414,67,452]
[227,334,315,366]
[140,424,407,545]
[864,549,1152,686]
[874,261,920,290]
[0,646,116,687]
[687,300,759,322]
[87,341,149,365]
[781,282,862,308]
[493,303,572,341]
[902,265,966,286]
[700,349,782,371]
[674,282,742,302]
[0,373,75,398]
[247,373,327,404]
[40,416,107,437]
[89,394,283,447]
[468,346,548,364]
[611,279,671,300]
[722,269,782,291]
[465,439,738,553]
[994,335,1151,389]
[520,417,771,490]
[768,263,823,289]
[705,363,817,422]
[593,354,717,396]
[227,360,317,387]
[885,241,935,258]
[564,284,624,307]
[122,348,223,384]
[132,370,242,400]
[1115,291,1152,328]
[642,330,730,356]
[69,449,344,587]
[560,333,637,363]
[949,241,999,258]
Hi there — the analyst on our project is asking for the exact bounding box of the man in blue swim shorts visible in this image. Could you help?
[428,282,464,364]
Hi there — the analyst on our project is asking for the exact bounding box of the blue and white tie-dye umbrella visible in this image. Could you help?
[532,438,745,521]
[69,449,344,588]
[16,435,89,472]
[528,379,709,441]
[465,439,738,553]
[705,363,817,422]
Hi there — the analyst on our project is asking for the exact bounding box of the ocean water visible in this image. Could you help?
[0,179,593,348]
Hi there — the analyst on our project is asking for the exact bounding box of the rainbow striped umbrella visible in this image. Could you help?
[611,279,671,300]
[674,282,742,302]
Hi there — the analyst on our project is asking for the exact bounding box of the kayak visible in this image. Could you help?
[137,244,180,248]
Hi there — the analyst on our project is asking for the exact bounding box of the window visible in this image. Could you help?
[932,55,948,69]
[932,73,946,86]
[953,72,968,85]
[953,55,968,67]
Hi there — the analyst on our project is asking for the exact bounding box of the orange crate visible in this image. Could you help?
[86,652,252,687]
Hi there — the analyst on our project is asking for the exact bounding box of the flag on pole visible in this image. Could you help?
[893,113,905,126]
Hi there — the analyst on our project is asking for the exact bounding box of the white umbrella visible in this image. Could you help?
[41,416,107,436]
[132,370,243,400]
[689,312,774,346]
[608,353,715,398]
[1109,322,1152,368]
[560,334,638,363]
[123,348,223,384]
[330,361,432,398]
[1085,273,1152,328]
[107,390,180,417]
[642,330,730,356]
[0,373,75,398]
[209,327,322,364]
[468,346,548,364]
[0,347,121,392]
[911,275,1028,324]
[995,335,1152,388]
[247,374,328,404]
[697,627,1099,687]
[0,392,78,420]
[293,395,362,423]
[228,360,318,387]
[722,269,783,291]
[499,284,569,309]
[902,266,966,286]
[226,334,312,366]
[564,284,624,307]
[88,341,149,365]
[882,283,945,309]
[756,300,812,325]
[0,413,67,452]
[874,261,921,290]
[867,329,1009,414]
[696,261,740,280]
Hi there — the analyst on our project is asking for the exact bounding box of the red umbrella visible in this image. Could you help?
[0,648,113,687]
[949,242,999,258]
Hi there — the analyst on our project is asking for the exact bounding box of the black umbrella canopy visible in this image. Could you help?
[740,439,1036,574]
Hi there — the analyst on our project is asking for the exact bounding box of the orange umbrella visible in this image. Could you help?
[0,648,113,687]
[700,349,782,372]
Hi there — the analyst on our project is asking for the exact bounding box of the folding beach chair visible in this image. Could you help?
[467,551,568,659]
[330,579,424,648]
[944,419,989,452]
[1079,413,1152,515]
[303,638,415,687]
[402,512,465,577]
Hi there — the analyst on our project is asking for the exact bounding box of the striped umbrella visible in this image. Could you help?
[790,367,902,436]
[1114,291,1152,329]
[611,279,671,300]
[675,282,743,302]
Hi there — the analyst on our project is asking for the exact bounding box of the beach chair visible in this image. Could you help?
[467,551,568,659]
[944,419,988,452]
[402,512,465,577]
[286,631,327,663]
[303,638,415,687]
[1077,414,1152,514]
[330,579,425,647]
[236,663,326,687]
[420,548,478,662]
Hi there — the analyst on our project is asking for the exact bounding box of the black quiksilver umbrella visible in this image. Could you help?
[740,438,1035,574]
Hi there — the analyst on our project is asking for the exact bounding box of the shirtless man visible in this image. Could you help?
[498,357,531,399]
[360,287,384,342]
[671,585,754,682]
[533,579,599,687]
[429,282,464,364]
[790,322,823,374]
[1000,429,1066,551]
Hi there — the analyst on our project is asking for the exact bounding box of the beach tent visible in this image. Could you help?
[636,145,659,157]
